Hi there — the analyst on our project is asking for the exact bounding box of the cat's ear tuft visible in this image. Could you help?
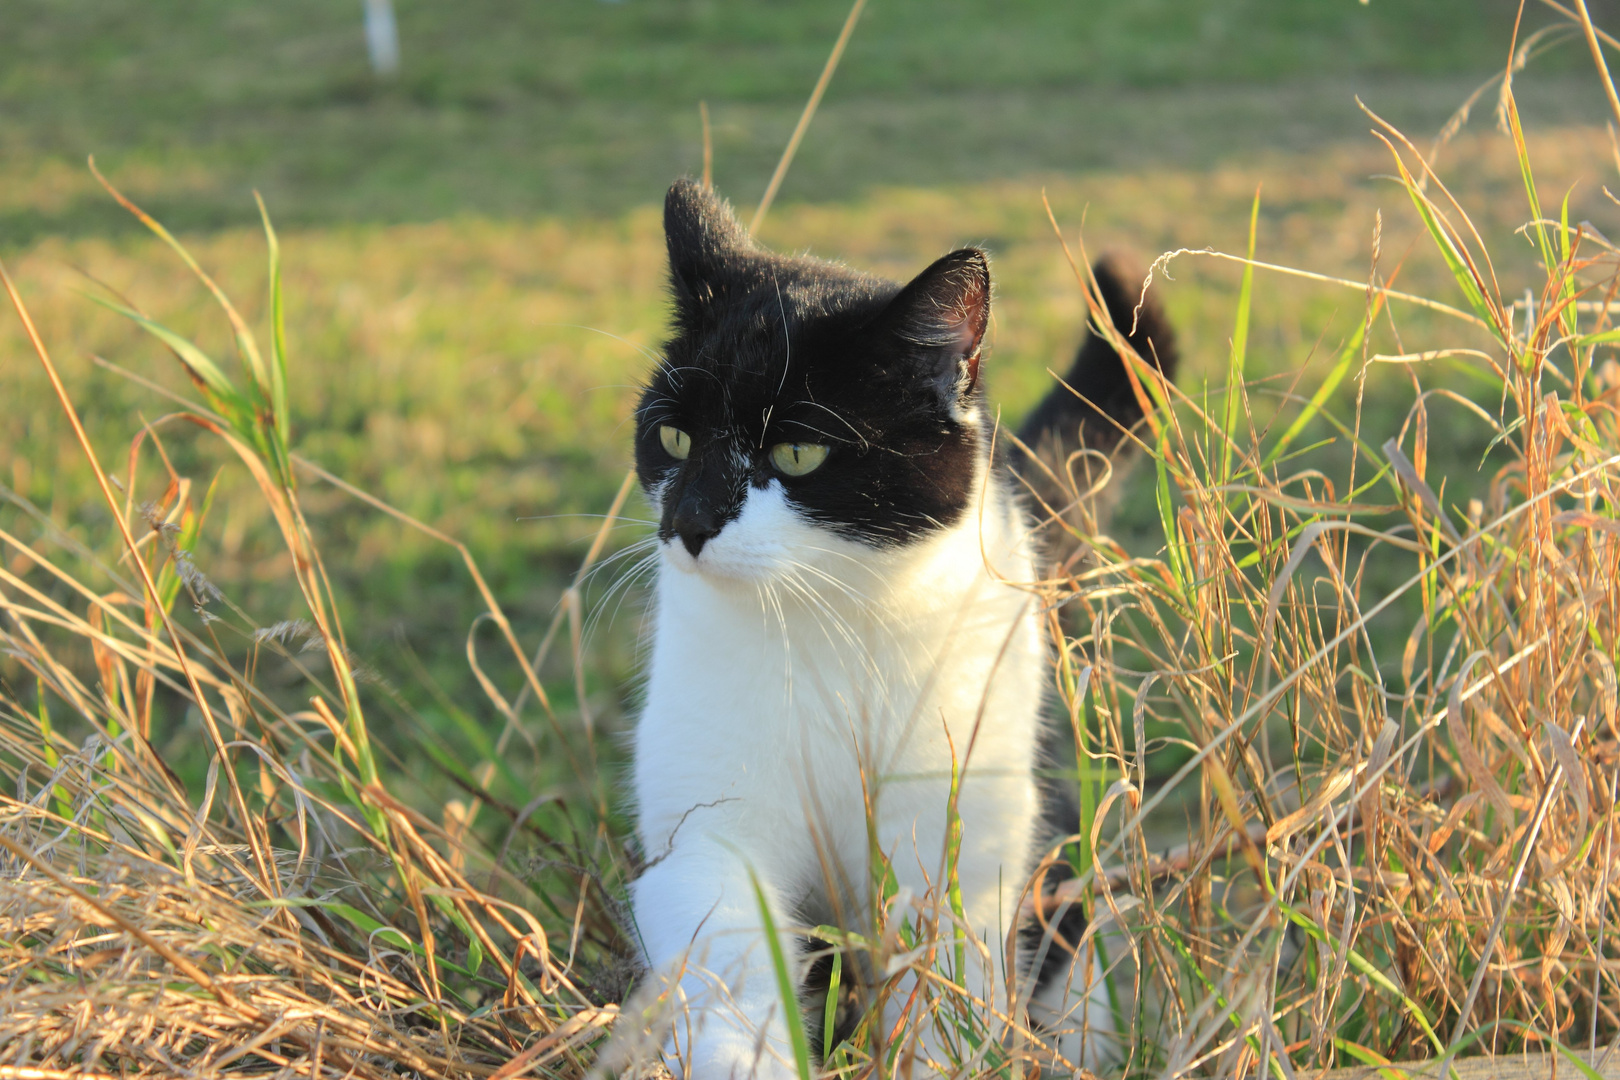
[664,179,754,304]
[876,248,991,401]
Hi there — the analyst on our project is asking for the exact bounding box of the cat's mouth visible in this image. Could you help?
[660,530,780,582]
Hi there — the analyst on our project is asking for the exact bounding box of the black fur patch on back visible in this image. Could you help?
[1014,256,1179,997]
[1023,766,1093,995]
[1016,253,1179,458]
[636,179,994,550]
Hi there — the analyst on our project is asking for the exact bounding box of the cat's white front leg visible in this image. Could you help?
[632,840,803,1080]
[871,774,1033,1073]
[879,886,1014,1074]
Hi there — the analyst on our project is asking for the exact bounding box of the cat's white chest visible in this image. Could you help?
[632,480,1043,894]
[625,479,1047,1079]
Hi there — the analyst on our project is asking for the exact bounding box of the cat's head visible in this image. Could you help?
[634,179,993,583]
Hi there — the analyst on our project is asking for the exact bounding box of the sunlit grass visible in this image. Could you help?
[4,0,1561,237]
[3,118,1610,796]
[3,6,1620,1076]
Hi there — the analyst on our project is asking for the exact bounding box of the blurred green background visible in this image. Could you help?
[0,0,1593,241]
[2,0,1614,800]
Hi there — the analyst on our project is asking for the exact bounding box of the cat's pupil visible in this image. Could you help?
[769,442,829,477]
[659,425,691,461]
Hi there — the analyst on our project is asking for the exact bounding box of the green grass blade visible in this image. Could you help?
[822,948,843,1062]
[1223,188,1260,484]
[35,677,73,822]
[1559,186,1576,339]
[92,160,271,395]
[429,892,485,975]
[1280,899,1446,1057]
[1159,921,1289,1080]
[748,866,813,1080]
[944,744,967,983]
[1577,326,1620,346]
[1069,659,1096,884]
[1560,185,1572,269]
[1332,1038,1407,1078]
[1264,296,1382,469]
[1384,148,1500,345]
[85,295,239,404]
[257,194,293,454]
[1551,1039,1609,1080]
[257,898,487,982]
[1504,94,1557,295]
[1154,425,1189,599]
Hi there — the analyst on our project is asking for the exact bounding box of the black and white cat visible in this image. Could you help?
[624,180,1175,1079]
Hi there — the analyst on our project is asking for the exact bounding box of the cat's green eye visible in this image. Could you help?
[659,425,691,460]
[769,442,829,477]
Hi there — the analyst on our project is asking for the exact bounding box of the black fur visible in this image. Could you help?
[1015,257,1178,997]
[1015,253,1179,460]
[635,179,991,551]
[1024,776,1093,992]
[1010,257,1179,1003]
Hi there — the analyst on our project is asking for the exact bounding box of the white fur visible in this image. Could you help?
[629,469,1105,1078]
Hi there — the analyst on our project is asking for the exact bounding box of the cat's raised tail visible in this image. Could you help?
[1013,254,1178,523]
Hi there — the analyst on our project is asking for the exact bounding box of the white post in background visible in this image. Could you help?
[364,0,400,76]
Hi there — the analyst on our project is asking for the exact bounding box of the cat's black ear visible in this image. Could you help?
[873,248,991,401]
[665,178,754,306]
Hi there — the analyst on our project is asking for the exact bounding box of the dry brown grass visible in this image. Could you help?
[0,184,632,1076]
[1007,13,1620,1071]
[4,5,1620,1078]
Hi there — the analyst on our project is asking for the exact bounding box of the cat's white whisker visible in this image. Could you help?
[577,539,661,602]
[757,274,792,445]
[584,547,663,645]
[788,556,878,609]
[779,567,881,670]
[577,535,661,576]
[754,577,793,697]
[789,399,869,451]
[540,322,666,366]
[516,512,660,526]
[777,571,874,683]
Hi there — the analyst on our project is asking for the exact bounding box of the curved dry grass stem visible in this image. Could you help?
[1145,247,1492,331]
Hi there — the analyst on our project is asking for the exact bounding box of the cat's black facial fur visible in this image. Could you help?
[636,179,991,553]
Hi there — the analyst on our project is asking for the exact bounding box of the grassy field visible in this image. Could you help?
[1,0,1588,240]
[4,3,1620,1073]
[6,120,1611,790]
